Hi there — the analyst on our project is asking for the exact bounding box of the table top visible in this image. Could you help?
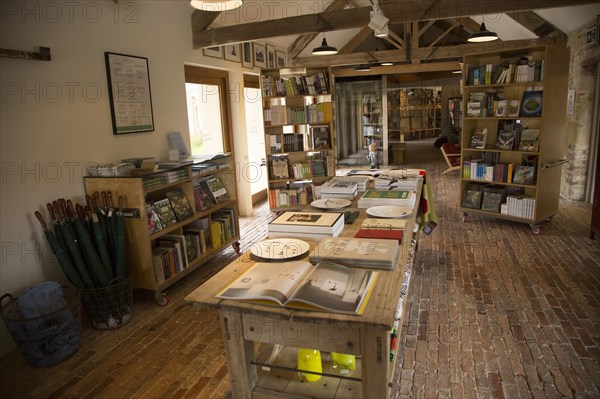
[184,178,423,330]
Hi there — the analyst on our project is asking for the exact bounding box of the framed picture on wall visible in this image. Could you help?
[104,52,154,135]
[203,46,223,59]
[224,44,242,63]
[586,25,598,47]
[266,44,276,69]
[242,42,253,69]
[276,50,286,68]
[254,43,266,68]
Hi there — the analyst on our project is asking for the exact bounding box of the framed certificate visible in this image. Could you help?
[105,52,155,134]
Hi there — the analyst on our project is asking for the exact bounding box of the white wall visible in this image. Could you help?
[0,1,257,355]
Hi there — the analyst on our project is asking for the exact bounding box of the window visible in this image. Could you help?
[184,65,232,155]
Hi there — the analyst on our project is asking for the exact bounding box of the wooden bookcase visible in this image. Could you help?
[362,93,383,150]
[387,87,441,143]
[83,155,240,304]
[459,44,569,234]
[261,67,336,210]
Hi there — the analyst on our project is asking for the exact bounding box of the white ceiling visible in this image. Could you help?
[207,1,600,57]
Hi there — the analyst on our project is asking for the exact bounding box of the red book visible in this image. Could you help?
[354,229,403,243]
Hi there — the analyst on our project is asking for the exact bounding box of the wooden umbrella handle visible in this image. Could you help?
[47,203,57,221]
[76,203,87,221]
[66,199,76,218]
[118,196,124,212]
[58,199,68,221]
[101,191,108,210]
[34,211,48,230]
[107,191,114,209]
[52,201,63,223]
[85,195,95,211]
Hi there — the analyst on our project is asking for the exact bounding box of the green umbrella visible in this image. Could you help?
[84,204,113,280]
[34,211,85,288]
[67,200,111,288]
[114,196,126,278]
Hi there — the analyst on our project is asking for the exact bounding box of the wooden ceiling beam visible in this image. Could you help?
[191,10,221,32]
[505,10,567,41]
[192,0,594,48]
[291,37,557,68]
[339,27,373,54]
[332,61,460,77]
[427,21,459,48]
[287,0,352,59]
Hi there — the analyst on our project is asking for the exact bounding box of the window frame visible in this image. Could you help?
[184,65,233,154]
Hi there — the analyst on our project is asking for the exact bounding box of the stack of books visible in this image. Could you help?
[319,180,358,200]
[309,237,401,270]
[267,211,344,241]
[357,190,416,208]
[354,218,406,243]
[330,175,370,191]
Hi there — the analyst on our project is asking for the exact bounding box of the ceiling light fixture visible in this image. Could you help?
[312,37,338,56]
[190,0,243,12]
[452,70,462,74]
[380,61,394,66]
[467,22,498,43]
[369,1,389,37]
[355,64,371,72]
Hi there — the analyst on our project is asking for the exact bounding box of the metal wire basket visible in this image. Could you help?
[0,287,81,367]
[80,275,132,330]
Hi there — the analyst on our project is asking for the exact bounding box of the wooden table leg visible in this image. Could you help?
[220,311,257,398]
[360,326,391,398]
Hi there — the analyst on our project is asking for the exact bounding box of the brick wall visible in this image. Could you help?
[562,19,600,200]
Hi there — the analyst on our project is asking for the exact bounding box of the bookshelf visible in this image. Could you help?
[387,87,441,143]
[83,155,240,305]
[362,94,383,150]
[261,67,336,210]
[459,44,569,234]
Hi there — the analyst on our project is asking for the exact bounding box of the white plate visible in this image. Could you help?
[249,238,310,260]
[366,205,412,219]
[310,198,352,210]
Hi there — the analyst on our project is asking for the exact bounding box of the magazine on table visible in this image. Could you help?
[216,260,379,315]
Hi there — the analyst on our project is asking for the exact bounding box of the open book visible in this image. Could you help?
[217,261,378,315]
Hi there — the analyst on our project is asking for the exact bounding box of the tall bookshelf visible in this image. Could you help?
[387,87,441,143]
[459,44,569,234]
[362,94,383,150]
[261,67,335,210]
[83,155,240,304]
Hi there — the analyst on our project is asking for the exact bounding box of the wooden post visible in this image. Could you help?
[220,311,257,398]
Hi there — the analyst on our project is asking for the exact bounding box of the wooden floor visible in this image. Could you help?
[1,139,599,398]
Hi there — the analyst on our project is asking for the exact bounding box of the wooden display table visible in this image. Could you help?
[185,179,423,398]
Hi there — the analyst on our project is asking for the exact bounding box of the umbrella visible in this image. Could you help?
[34,211,85,288]
[54,200,96,289]
[83,203,113,280]
[114,196,126,278]
[66,200,111,288]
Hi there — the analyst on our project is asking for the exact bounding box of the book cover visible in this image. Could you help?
[354,228,404,242]
[309,237,401,270]
[268,211,344,234]
[461,189,482,209]
[217,260,379,315]
[480,191,503,213]
[494,100,507,117]
[512,165,536,184]
[361,190,410,200]
[152,199,178,228]
[146,203,163,235]
[507,100,520,117]
[165,188,194,222]
[361,218,406,230]
[518,129,540,152]
[270,156,289,179]
[520,91,543,117]
[496,130,515,150]
[193,184,215,211]
[470,128,488,149]
[199,176,230,204]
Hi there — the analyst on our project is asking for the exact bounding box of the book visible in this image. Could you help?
[152,199,178,228]
[198,176,230,204]
[520,91,543,117]
[216,260,379,315]
[518,129,540,152]
[270,155,289,179]
[461,189,482,209]
[268,211,344,235]
[309,237,401,270]
[480,191,503,213]
[146,203,163,235]
[507,100,520,117]
[354,228,404,243]
[512,165,536,184]
[470,128,488,149]
[361,218,407,230]
[496,130,515,150]
[494,100,507,117]
[165,188,194,222]
[357,190,416,208]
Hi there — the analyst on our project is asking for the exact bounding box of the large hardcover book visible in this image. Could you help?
[357,190,416,208]
[165,188,194,222]
[268,211,344,235]
[152,199,178,228]
[217,260,379,315]
[198,176,230,204]
[309,237,401,270]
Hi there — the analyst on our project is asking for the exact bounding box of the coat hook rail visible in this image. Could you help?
[0,46,51,61]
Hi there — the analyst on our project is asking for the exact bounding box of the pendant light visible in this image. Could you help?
[312,37,338,56]
[468,22,498,43]
[190,0,243,12]
[355,65,371,72]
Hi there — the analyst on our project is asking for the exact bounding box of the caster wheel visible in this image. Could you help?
[156,294,169,306]
[531,226,541,235]
[462,213,469,223]
[545,216,553,222]
[233,242,241,254]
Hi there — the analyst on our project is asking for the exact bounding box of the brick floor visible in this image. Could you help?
[0,139,598,398]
